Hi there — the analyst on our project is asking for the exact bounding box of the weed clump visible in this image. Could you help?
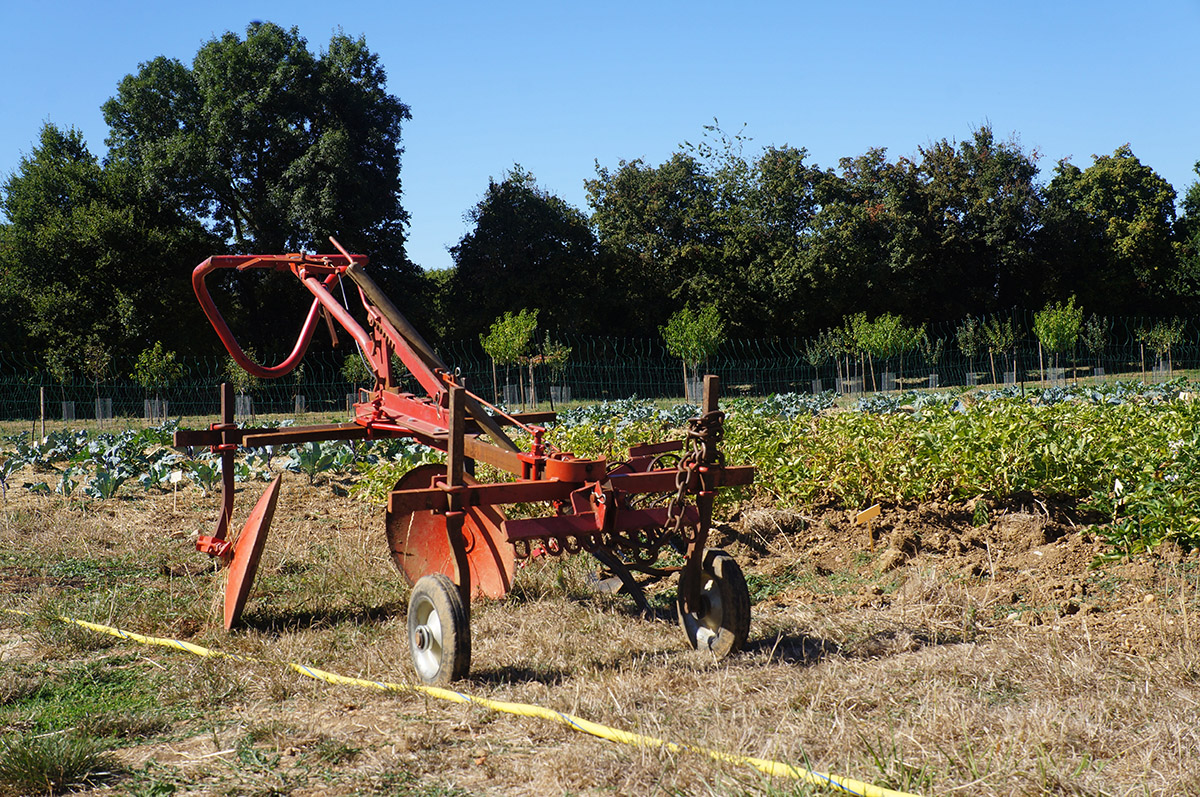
[0,732,121,795]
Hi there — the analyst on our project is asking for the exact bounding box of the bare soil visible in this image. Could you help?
[3,476,1200,796]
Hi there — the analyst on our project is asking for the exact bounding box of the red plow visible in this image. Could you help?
[175,240,755,684]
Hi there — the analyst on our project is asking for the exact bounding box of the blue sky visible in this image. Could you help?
[3,1,1199,271]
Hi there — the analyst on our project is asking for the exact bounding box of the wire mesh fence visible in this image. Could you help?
[1,310,1197,423]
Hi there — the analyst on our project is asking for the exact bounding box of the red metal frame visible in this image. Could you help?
[177,240,752,625]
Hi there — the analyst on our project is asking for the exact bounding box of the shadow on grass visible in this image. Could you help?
[744,632,842,666]
[746,624,974,666]
[468,666,571,687]
[237,601,406,634]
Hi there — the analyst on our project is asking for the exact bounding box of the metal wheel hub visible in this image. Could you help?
[694,577,723,649]
[410,599,444,680]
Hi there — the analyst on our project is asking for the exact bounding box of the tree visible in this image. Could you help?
[1174,161,1200,306]
[1041,146,1178,314]
[1137,318,1186,375]
[1080,314,1108,376]
[982,315,1017,384]
[588,153,719,334]
[956,317,983,379]
[451,167,599,341]
[803,150,922,330]
[855,313,922,388]
[102,22,421,349]
[341,353,374,388]
[480,309,538,406]
[912,126,1043,316]
[1033,296,1083,378]
[132,342,185,400]
[660,305,725,401]
[0,124,214,366]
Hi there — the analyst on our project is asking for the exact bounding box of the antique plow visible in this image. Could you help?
[175,240,754,684]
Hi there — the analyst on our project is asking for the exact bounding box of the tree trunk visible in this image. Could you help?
[491,359,498,404]
[1038,342,1045,386]
[989,351,997,385]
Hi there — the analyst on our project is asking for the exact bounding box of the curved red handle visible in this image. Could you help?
[191,254,365,380]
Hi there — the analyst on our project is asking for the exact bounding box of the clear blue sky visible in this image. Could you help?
[3,1,1198,271]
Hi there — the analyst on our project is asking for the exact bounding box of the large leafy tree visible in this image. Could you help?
[1041,145,1179,314]
[1172,161,1200,306]
[104,22,411,257]
[0,124,215,369]
[912,126,1043,316]
[448,167,601,341]
[801,148,922,329]
[586,152,728,334]
[102,22,420,351]
[737,145,822,334]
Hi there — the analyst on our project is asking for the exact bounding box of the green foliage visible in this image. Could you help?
[1033,296,1083,354]
[185,460,220,496]
[82,465,131,501]
[284,441,338,484]
[348,445,444,506]
[480,309,539,367]
[79,336,112,392]
[223,353,261,396]
[1043,145,1180,315]
[660,304,725,369]
[539,334,572,383]
[803,329,839,368]
[956,317,983,360]
[0,124,214,365]
[341,353,374,387]
[721,383,1198,515]
[1137,317,1186,357]
[0,732,121,795]
[918,332,945,368]
[450,167,600,339]
[850,312,923,360]
[103,22,412,258]
[1080,314,1108,355]
[982,316,1017,354]
[132,342,184,395]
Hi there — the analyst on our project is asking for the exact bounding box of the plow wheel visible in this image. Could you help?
[407,573,470,684]
[224,475,283,629]
[677,548,750,659]
[385,464,515,600]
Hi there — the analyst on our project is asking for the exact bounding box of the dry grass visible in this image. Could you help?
[3,476,1200,795]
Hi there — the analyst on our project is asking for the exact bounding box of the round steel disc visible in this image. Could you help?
[224,475,282,629]
[385,464,514,600]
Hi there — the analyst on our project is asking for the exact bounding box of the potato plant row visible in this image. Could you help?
[1,379,1192,557]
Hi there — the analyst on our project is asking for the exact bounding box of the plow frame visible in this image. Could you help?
[176,240,754,682]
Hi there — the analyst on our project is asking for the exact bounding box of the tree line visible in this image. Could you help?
[3,21,1199,386]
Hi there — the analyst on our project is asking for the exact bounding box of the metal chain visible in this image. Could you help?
[513,411,725,564]
[664,409,725,543]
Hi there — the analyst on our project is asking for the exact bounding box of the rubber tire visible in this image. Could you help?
[677,549,750,659]
[407,574,471,685]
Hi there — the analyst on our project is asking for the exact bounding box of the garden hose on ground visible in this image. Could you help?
[2,609,922,797]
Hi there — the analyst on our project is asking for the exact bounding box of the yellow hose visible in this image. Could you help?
[3,609,921,797]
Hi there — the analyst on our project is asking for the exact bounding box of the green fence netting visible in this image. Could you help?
[1,311,1196,422]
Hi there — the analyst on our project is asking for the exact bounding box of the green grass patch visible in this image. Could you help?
[0,654,182,741]
[0,731,123,795]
